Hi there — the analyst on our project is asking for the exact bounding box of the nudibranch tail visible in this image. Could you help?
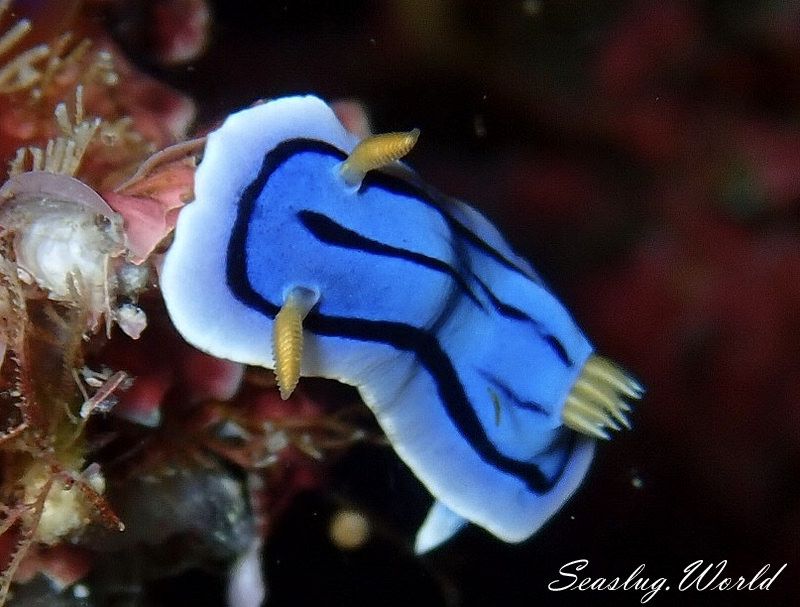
[562,354,642,439]
[271,287,319,400]
[339,128,420,186]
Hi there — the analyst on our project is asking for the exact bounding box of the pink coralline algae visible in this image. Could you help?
[0,3,375,605]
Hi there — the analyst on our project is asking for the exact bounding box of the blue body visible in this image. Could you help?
[161,96,596,550]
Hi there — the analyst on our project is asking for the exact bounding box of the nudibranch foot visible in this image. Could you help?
[415,500,468,555]
[562,354,641,439]
[339,128,420,187]
[272,286,319,400]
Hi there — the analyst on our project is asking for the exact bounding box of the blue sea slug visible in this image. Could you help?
[160,95,642,553]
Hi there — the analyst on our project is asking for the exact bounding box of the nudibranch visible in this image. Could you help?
[160,95,643,553]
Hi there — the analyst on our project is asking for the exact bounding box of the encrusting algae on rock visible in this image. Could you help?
[0,6,149,598]
[0,6,381,603]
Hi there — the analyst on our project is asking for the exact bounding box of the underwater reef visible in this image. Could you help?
[0,2,383,605]
[0,1,797,606]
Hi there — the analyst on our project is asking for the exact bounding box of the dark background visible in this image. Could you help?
[102,1,800,605]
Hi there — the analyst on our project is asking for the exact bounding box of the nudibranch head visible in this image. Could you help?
[160,95,643,552]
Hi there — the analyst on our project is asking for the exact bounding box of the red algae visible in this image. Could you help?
[0,3,375,605]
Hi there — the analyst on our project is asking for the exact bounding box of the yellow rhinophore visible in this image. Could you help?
[561,354,642,439]
[272,287,319,400]
[340,128,420,186]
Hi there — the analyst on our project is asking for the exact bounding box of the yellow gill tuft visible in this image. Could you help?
[561,354,642,439]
